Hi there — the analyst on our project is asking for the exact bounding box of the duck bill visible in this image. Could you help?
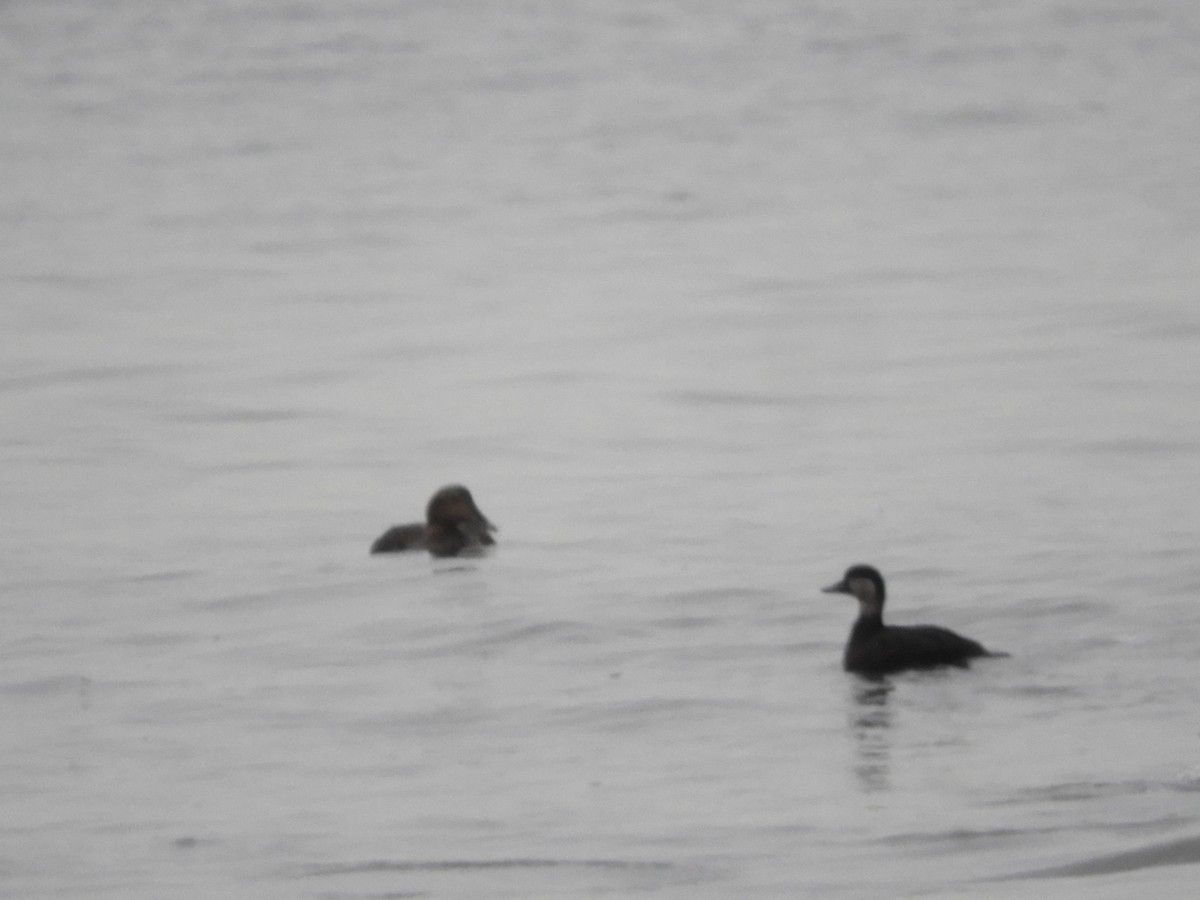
[463,499,496,534]
[822,579,849,595]
[458,514,496,542]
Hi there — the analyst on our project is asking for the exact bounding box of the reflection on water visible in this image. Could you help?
[849,681,893,793]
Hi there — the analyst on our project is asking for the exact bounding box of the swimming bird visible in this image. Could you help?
[370,484,496,558]
[823,564,1003,676]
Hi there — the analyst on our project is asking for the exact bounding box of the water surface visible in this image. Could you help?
[3,1,1200,897]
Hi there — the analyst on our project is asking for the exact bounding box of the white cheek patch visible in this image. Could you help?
[849,578,882,617]
[848,578,874,599]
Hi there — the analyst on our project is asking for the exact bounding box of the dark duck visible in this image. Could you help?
[823,564,1005,676]
[370,484,496,558]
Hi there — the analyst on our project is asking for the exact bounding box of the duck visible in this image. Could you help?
[370,484,496,558]
[823,564,1004,676]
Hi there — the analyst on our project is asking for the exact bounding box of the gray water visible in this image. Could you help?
[3,1,1200,897]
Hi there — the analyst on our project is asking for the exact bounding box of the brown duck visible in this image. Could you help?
[370,485,496,558]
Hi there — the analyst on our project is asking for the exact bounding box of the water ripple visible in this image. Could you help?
[296,858,674,877]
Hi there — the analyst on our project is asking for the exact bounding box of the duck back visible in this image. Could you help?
[369,523,427,554]
[845,620,990,676]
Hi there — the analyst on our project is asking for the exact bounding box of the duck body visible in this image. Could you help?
[369,523,430,554]
[824,564,1002,677]
[370,484,496,558]
[842,616,990,676]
